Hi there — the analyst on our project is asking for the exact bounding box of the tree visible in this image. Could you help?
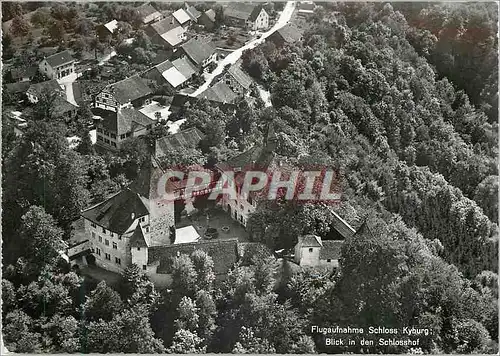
[190,250,215,291]
[3,310,41,353]
[47,20,66,41]
[168,329,206,354]
[175,296,199,331]
[82,281,124,322]
[11,15,31,37]
[171,254,197,299]
[120,264,159,310]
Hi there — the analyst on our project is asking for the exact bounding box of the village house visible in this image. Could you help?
[145,16,187,49]
[294,235,344,269]
[199,81,238,105]
[26,79,65,103]
[298,1,316,17]
[198,9,216,30]
[219,64,253,95]
[137,3,163,25]
[173,38,217,69]
[143,57,197,89]
[224,3,269,30]
[97,19,118,41]
[8,66,38,83]
[94,75,153,112]
[154,127,205,160]
[94,107,155,150]
[172,8,193,28]
[184,3,201,22]
[266,24,303,47]
[38,50,75,80]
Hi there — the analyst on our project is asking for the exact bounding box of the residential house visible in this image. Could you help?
[266,24,303,47]
[174,38,216,69]
[5,81,31,98]
[219,64,253,95]
[294,213,357,269]
[8,66,38,82]
[26,79,64,103]
[298,1,316,17]
[95,107,155,150]
[199,9,216,30]
[224,3,269,30]
[143,57,198,89]
[154,127,204,159]
[137,3,163,25]
[184,4,201,22]
[146,16,187,49]
[172,8,192,28]
[95,75,153,112]
[38,50,75,80]
[199,81,238,105]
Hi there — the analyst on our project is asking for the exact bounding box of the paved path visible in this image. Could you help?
[190,1,297,97]
[57,72,79,106]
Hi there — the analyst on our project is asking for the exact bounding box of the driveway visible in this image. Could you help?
[191,1,297,97]
[57,72,79,106]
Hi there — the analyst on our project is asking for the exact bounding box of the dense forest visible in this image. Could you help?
[2,2,498,354]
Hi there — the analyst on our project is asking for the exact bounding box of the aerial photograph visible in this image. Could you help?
[1,1,498,354]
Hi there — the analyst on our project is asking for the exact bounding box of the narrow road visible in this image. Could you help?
[190,1,297,97]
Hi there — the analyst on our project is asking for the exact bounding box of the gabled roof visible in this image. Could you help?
[224,3,258,21]
[180,38,215,66]
[330,208,356,239]
[103,19,118,33]
[297,234,323,248]
[320,240,343,260]
[27,79,64,96]
[203,9,216,22]
[199,81,237,104]
[5,81,31,94]
[162,66,188,88]
[100,107,154,135]
[10,66,38,80]
[148,238,239,275]
[43,50,75,68]
[105,75,152,104]
[82,189,149,234]
[172,57,198,79]
[130,224,149,248]
[138,3,162,23]
[160,26,186,47]
[185,5,201,21]
[248,5,266,21]
[173,8,191,25]
[155,127,204,158]
[52,96,78,116]
[227,65,253,89]
[150,16,180,35]
[354,221,375,239]
[273,24,303,44]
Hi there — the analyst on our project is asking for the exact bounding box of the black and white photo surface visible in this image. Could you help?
[2,1,498,354]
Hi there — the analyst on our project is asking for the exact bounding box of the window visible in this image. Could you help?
[120,134,125,140]
[97,135,103,141]
[140,216,146,223]
[92,232,96,239]
[110,232,113,238]
[96,248,101,256]
[118,235,122,240]
[112,242,117,249]
[91,248,95,253]
[110,133,116,139]
[115,257,121,265]
[102,227,106,234]
[143,265,147,271]
[91,222,97,228]
[146,226,150,233]
[309,248,313,253]
[105,253,111,260]
[105,239,109,246]
[99,236,102,243]
[137,247,140,251]
[111,142,117,147]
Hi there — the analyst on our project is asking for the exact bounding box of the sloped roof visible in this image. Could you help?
[81,189,149,234]
[148,238,239,275]
[274,24,303,43]
[52,96,78,116]
[248,5,265,21]
[203,9,216,22]
[10,66,38,80]
[297,234,323,248]
[104,19,118,33]
[354,221,375,239]
[27,79,64,96]
[138,3,161,22]
[320,240,343,260]
[227,65,253,89]
[160,26,186,47]
[155,127,204,158]
[199,81,237,104]
[185,6,201,21]
[150,16,179,35]
[162,66,187,88]
[174,226,200,244]
[330,209,356,239]
[44,50,75,68]
[180,38,215,66]
[106,75,152,104]
[155,59,174,73]
[5,81,31,94]
[130,224,149,248]
[224,3,257,21]
[100,107,154,135]
[215,144,272,172]
[173,8,191,25]
[172,57,197,79]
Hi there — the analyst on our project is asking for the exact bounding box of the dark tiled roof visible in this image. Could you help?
[215,144,273,172]
[224,3,258,21]
[148,238,239,275]
[319,240,343,260]
[128,157,164,200]
[185,6,201,21]
[28,79,63,96]
[180,38,215,66]
[330,209,356,239]
[199,81,237,104]
[130,224,148,248]
[155,127,204,158]
[298,234,323,248]
[155,59,174,73]
[107,75,152,105]
[138,4,160,19]
[44,50,75,68]
[274,24,303,43]
[170,93,192,108]
[5,81,30,94]
[53,96,78,116]
[10,66,38,80]
[248,5,265,21]
[81,189,149,234]
[150,16,179,35]
[354,221,375,239]
[100,108,154,136]
[227,65,253,89]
